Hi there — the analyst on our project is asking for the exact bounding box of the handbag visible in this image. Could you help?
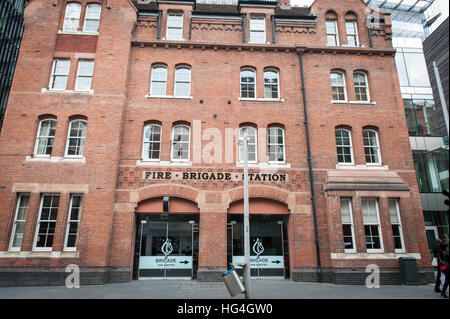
[432,257,438,267]
[440,265,448,271]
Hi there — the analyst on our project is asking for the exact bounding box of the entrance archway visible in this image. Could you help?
[227,198,290,278]
[133,196,199,279]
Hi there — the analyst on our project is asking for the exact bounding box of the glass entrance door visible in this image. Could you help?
[137,217,197,278]
[227,215,289,278]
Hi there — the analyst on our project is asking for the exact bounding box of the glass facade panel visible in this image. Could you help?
[404,99,441,137]
[413,151,449,193]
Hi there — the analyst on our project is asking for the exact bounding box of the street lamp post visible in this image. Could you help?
[242,130,251,299]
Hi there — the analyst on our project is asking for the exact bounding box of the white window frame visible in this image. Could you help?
[34,119,57,157]
[353,71,370,102]
[326,20,339,46]
[240,68,256,99]
[267,126,285,164]
[49,59,70,90]
[239,126,258,164]
[363,129,382,165]
[330,71,347,102]
[174,66,191,97]
[166,13,184,41]
[361,198,384,253]
[389,198,405,253]
[142,124,162,161]
[340,197,356,253]
[9,194,30,251]
[33,194,60,251]
[75,60,95,92]
[263,68,280,99]
[150,65,167,97]
[250,16,266,44]
[335,129,354,165]
[171,125,191,162]
[62,2,81,31]
[64,194,83,251]
[345,20,359,47]
[64,119,87,158]
[82,3,101,33]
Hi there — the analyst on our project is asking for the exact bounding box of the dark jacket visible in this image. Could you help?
[439,247,449,268]
[433,243,440,258]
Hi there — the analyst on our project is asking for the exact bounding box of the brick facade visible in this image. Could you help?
[0,0,433,286]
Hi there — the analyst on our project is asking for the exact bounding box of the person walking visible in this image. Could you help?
[438,242,449,298]
[433,239,442,293]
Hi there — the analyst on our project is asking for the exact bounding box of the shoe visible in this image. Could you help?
[441,293,448,298]
[435,288,442,293]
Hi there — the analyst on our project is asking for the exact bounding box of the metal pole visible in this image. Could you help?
[433,61,449,135]
[242,130,251,299]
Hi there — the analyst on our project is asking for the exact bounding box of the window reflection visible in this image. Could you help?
[404,99,441,137]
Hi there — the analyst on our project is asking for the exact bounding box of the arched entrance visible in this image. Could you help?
[133,196,200,279]
[227,198,290,278]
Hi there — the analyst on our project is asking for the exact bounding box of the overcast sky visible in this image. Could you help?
[291,0,449,20]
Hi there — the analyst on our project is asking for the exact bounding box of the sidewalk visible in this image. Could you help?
[0,279,446,299]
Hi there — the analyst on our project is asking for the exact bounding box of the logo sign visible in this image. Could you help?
[232,256,284,269]
[139,256,193,270]
[161,238,173,261]
[253,238,264,261]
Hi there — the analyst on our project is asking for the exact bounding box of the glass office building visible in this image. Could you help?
[364,0,449,251]
[0,0,27,131]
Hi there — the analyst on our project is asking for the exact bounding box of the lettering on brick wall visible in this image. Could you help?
[143,171,288,182]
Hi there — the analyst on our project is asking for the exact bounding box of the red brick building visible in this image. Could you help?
[0,0,434,286]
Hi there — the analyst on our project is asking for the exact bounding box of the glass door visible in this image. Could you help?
[138,219,195,278]
[228,215,288,278]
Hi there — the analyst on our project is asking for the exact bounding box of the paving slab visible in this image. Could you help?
[0,279,447,299]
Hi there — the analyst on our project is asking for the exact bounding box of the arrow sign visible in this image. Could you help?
[179,260,189,264]
[271,260,281,264]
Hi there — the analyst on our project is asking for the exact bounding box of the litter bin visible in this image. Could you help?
[399,257,418,285]
[222,269,245,297]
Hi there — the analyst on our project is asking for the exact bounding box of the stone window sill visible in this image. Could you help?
[330,252,421,260]
[57,30,98,36]
[25,156,86,163]
[41,88,94,94]
[236,162,291,168]
[331,100,376,105]
[137,160,192,167]
[0,251,80,258]
[146,95,193,100]
[238,98,284,102]
[335,164,388,170]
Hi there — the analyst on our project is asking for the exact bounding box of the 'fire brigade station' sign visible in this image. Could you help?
[144,171,288,182]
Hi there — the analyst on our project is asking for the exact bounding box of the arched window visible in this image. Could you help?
[142,124,162,160]
[264,69,279,99]
[83,3,102,32]
[34,119,57,156]
[239,126,257,163]
[240,68,256,99]
[363,129,381,164]
[330,71,347,101]
[150,65,167,96]
[335,128,354,164]
[325,11,339,46]
[353,71,370,101]
[345,12,359,47]
[267,126,285,163]
[171,125,190,161]
[63,3,82,31]
[65,119,87,157]
[174,66,191,97]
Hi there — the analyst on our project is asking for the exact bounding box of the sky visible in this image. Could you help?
[291,0,449,20]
